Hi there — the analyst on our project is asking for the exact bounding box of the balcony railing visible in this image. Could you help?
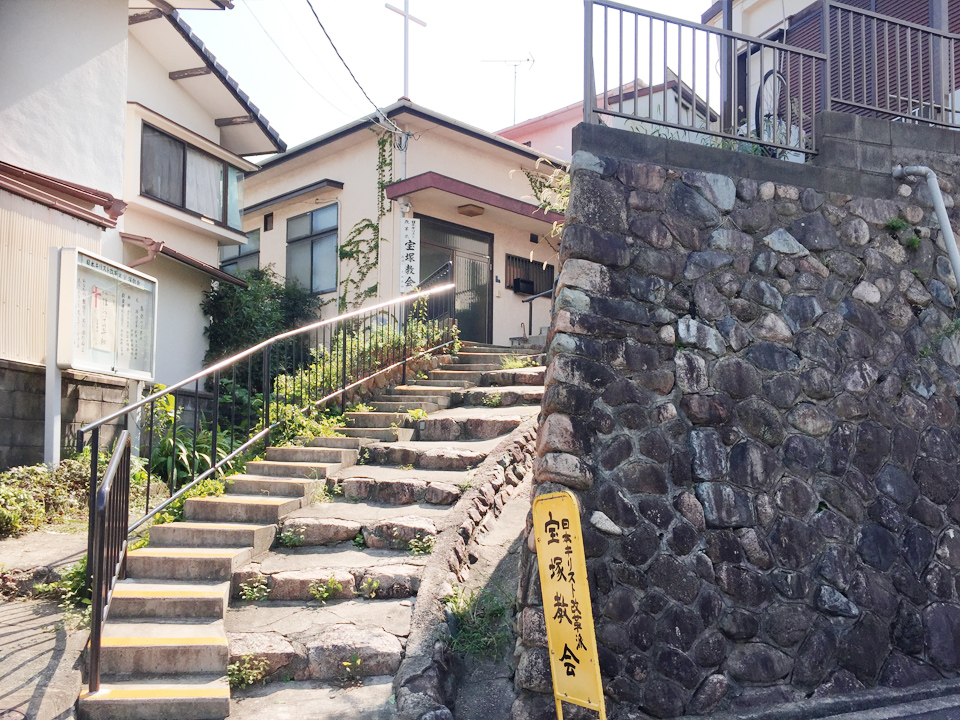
[584,0,960,157]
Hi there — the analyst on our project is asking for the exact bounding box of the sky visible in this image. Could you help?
[181,0,714,153]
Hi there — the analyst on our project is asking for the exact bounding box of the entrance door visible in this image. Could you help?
[418,216,492,344]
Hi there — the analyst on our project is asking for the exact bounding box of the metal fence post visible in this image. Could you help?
[821,0,832,112]
[584,0,596,124]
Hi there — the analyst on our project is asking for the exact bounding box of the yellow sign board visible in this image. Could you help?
[532,491,607,720]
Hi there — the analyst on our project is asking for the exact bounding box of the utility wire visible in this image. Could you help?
[301,0,407,138]
[241,0,354,119]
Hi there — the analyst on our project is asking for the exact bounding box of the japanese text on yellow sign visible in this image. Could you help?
[533,491,606,720]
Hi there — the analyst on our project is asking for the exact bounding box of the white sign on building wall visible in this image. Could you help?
[399,217,420,293]
[56,248,158,382]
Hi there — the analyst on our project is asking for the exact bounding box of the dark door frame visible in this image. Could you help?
[415,214,494,344]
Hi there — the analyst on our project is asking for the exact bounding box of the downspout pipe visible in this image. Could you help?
[893,164,960,295]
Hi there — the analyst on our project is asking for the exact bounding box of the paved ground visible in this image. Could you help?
[231,675,397,719]
[450,476,531,720]
[0,531,86,578]
[0,599,85,720]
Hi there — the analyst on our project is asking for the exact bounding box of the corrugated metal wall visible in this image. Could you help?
[0,189,102,364]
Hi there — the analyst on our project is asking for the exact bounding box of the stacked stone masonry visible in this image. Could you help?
[515,143,960,719]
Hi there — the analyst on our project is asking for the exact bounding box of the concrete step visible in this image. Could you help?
[265,446,352,464]
[243,460,338,480]
[77,674,229,720]
[480,366,546,387]
[184,494,303,524]
[127,547,254,582]
[419,415,523,441]
[367,443,489,470]
[459,343,514,352]
[99,619,227,675]
[306,436,376,449]
[411,379,475,388]
[226,475,314,498]
[456,385,545,407]
[109,580,230,620]
[439,362,502,372]
[457,351,528,363]
[148,521,275,554]
[428,369,483,383]
[234,566,422,603]
[336,427,415,443]
[340,476,461,506]
[345,411,405,428]
[370,401,440,413]
[371,393,451,408]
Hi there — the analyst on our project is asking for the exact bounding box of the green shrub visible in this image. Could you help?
[33,556,90,627]
[0,486,44,537]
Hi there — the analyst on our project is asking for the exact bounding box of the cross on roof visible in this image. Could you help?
[385,0,426,98]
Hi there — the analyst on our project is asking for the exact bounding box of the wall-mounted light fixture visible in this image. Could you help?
[457,203,484,217]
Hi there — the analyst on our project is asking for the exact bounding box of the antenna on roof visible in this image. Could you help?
[482,52,534,125]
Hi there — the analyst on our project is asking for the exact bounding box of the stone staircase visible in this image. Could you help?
[77,445,356,720]
[79,343,544,720]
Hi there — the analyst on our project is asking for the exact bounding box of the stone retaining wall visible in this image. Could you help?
[394,417,537,720]
[0,358,129,470]
[514,124,960,719]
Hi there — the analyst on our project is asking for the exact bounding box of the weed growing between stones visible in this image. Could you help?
[33,556,90,628]
[906,235,921,250]
[501,354,538,370]
[278,526,305,548]
[406,408,429,422]
[444,585,512,658]
[885,216,909,232]
[457,478,473,493]
[357,447,371,465]
[228,654,270,689]
[313,482,341,504]
[347,402,375,413]
[352,533,366,549]
[398,463,415,471]
[407,534,436,556]
[482,393,503,408]
[339,653,363,687]
[309,577,342,603]
[357,578,380,599]
[239,574,270,601]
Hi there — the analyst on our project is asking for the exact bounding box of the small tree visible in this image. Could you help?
[201,265,319,365]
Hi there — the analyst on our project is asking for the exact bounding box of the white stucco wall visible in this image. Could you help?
[0,0,127,197]
[245,113,558,345]
[127,36,220,144]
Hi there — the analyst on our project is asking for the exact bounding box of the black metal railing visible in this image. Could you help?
[88,430,131,693]
[521,287,553,338]
[78,275,455,692]
[584,0,826,156]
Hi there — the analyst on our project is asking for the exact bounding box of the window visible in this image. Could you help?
[505,253,554,295]
[286,205,337,294]
[263,212,274,232]
[219,229,260,276]
[140,124,244,231]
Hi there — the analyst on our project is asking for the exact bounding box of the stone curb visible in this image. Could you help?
[393,417,539,720]
[679,676,960,720]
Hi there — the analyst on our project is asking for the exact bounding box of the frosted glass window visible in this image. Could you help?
[141,125,183,205]
[311,233,337,293]
[287,214,311,240]
[226,167,243,230]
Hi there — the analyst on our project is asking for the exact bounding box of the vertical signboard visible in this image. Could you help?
[57,248,157,382]
[399,217,420,293]
[532,491,607,720]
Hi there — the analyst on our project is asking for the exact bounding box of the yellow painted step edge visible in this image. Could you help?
[191,496,293,505]
[101,636,225,647]
[129,549,243,557]
[81,687,230,700]
[112,589,225,599]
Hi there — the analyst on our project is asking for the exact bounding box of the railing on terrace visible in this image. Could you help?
[825,0,960,127]
[78,266,455,693]
[584,0,826,157]
[584,0,960,158]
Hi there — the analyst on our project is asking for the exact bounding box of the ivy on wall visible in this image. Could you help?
[338,129,394,312]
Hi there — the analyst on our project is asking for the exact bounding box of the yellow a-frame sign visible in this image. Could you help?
[532,491,607,720]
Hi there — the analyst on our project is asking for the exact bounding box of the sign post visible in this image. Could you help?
[44,248,157,463]
[399,217,420,292]
[532,491,607,720]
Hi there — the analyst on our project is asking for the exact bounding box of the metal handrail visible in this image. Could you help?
[78,282,457,689]
[585,0,826,157]
[88,430,131,693]
[521,287,553,339]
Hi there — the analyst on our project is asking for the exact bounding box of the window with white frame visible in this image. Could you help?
[140,123,244,231]
[219,229,260,276]
[286,204,337,294]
